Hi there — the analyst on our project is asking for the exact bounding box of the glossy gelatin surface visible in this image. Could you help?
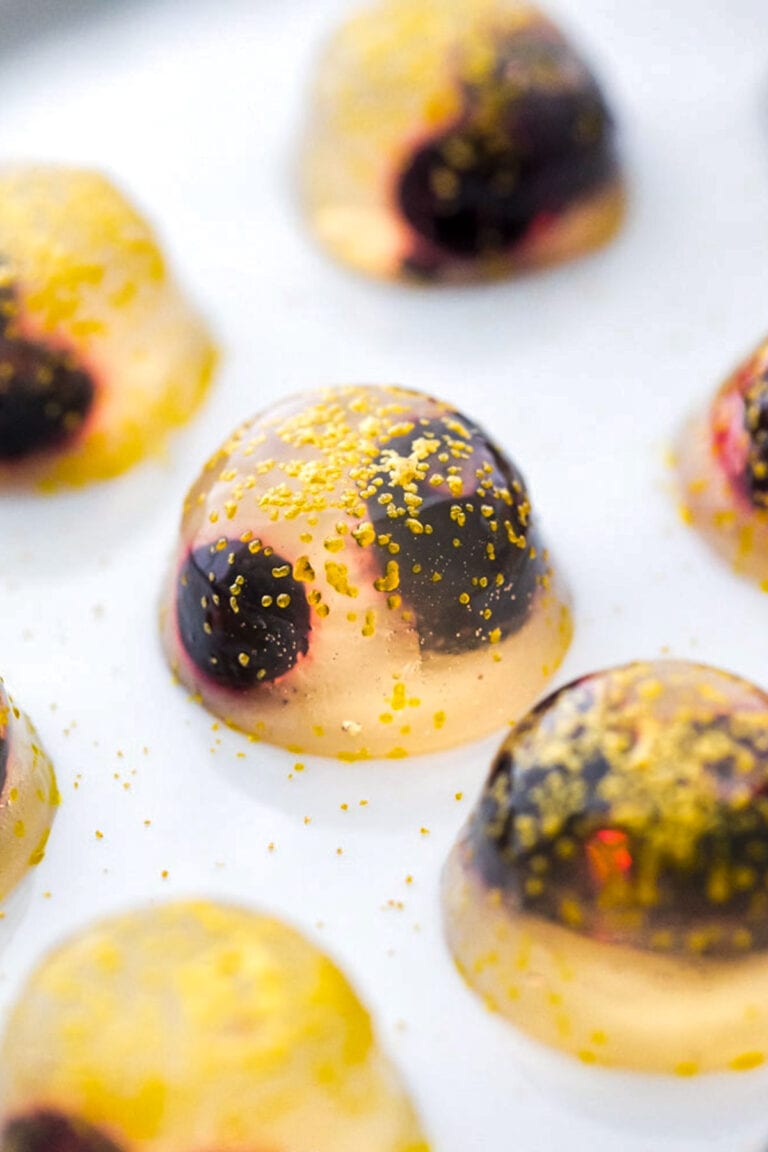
[160,384,571,758]
[0,682,58,903]
[0,900,428,1152]
[678,336,768,582]
[302,0,624,282]
[0,166,216,486]
[443,660,768,1073]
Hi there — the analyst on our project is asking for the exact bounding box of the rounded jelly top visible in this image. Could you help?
[2,902,375,1141]
[178,384,545,676]
[0,166,215,485]
[466,660,768,957]
[395,3,618,274]
[304,0,621,281]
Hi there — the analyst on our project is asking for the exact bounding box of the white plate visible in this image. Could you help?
[1,1,768,1149]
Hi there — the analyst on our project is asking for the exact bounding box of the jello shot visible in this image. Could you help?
[302,0,624,282]
[161,384,572,758]
[0,681,57,904]
[444,660,768,1075]
[0,166,216,485]
[679,336,768,583]
[0,900,428,1152]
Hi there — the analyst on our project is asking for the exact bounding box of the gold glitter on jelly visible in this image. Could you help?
[302,0,624,283]
[444,660,768,1073]
[161,385,571,758]
[0,901,429,1151]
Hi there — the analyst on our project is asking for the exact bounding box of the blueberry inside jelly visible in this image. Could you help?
[469,683,768,957]
[2,1112,122,1152]
[397,32,617,271]
[176,540,311,690]
[367,416,540,653]
[0,290,94,460]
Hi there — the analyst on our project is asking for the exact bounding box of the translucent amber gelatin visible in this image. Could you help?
[160,384,571,758]
[0,681,58,903]
[679,336,768,582]
[0,166,216,486]
[0,901,428,1152]
[443,660,768,1073]
[302,0,624,282]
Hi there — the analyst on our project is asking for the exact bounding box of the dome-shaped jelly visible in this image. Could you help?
[443,660,768,1073]
[0,166,216,486]
[0,681,58,903]
[0,900,429,1152]
[678,336,768,582]
[160,385,571,758]
[302,0,624,282]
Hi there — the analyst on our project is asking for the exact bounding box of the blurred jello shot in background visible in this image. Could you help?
[161,385,571,758]
[302,0,624,282]
[0,680,57,906]
[0,167,216,486]
[678,335,768,584]
[0,900,429,1152]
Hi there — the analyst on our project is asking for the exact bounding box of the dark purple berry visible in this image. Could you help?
[468,691,768,957]
[2,1112,122,1152]
[0,310,94,459]
[399,132,532,260]
[366,414,541,654]
[176,540,311,690]
[397,31,618,272]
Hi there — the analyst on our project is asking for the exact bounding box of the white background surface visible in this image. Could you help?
[1,1,768,1148]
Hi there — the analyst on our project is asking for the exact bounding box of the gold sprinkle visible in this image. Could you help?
[325,562,358,597]
[374,560,400,593]
[352,522,376,547]
[361,609,376,638]
[729,1052,765,1072]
